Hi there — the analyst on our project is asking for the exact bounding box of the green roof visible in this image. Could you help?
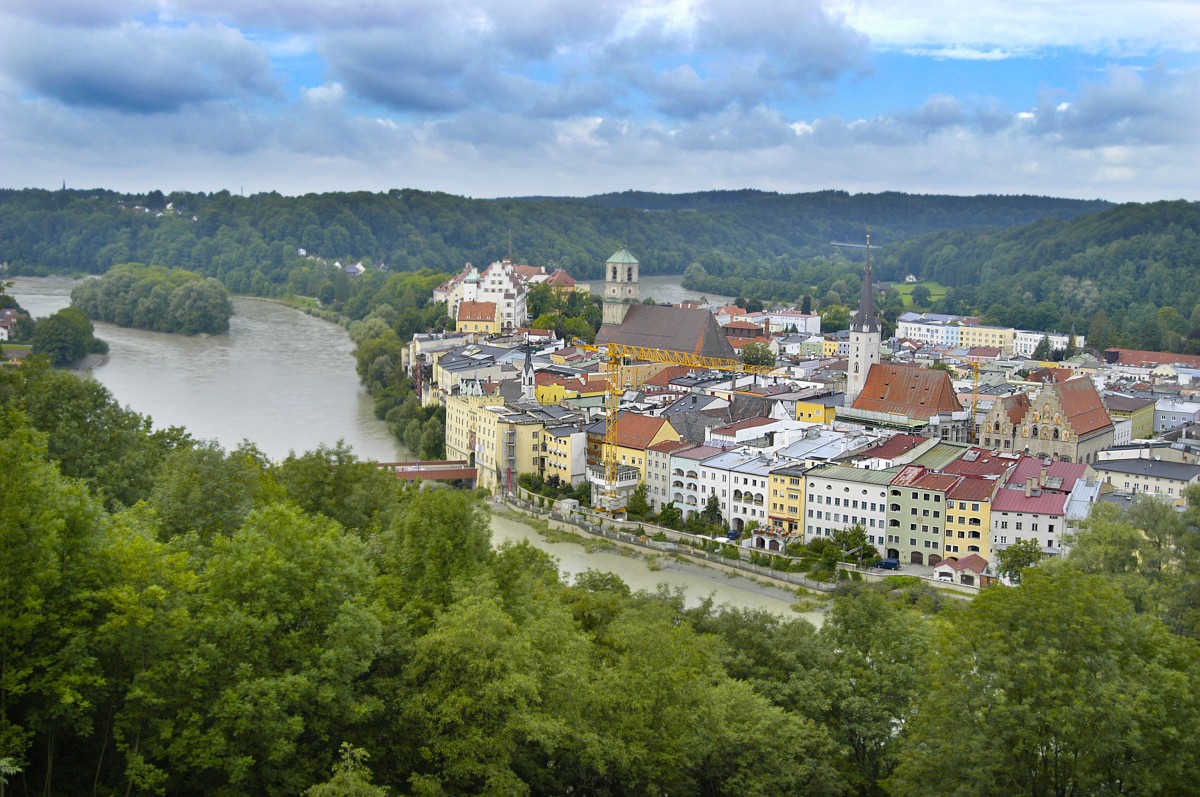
[607,248,639,264]
[805,464,903,485]
[911,441,971,470]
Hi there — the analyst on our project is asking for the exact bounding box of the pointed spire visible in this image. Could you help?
[851,232,880,333]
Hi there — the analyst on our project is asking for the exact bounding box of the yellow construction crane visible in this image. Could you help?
[573,339,779,513]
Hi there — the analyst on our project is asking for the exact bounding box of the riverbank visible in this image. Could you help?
[490,499,829,622]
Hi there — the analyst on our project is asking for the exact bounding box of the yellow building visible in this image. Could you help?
[795,396,840,424]
[1103,394,1156,440]
[822,338,840,357]
[534,374,607,405]
[767,464,807,535]
[943,476,999,562]
[456,300,500,335]
[959,324,1016,353]
[542,425,588,486]
[444,392,546,494]
[588,413,680,483]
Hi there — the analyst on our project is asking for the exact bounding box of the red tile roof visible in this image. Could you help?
[1106,348,1200,369]
[614,414,672,450]
[1005,455,1088,492]
[937,553,989,572]
[645,365,694,387]
[852,363,963,420]
[865,434,930,460]
[457,300,497,322]
[545,269,576,287]
[943,448,1019,477]
[1054,377,1113,436]
[991,486,1068,514]
[945,475,1000,502]
[1027,367,1074,384]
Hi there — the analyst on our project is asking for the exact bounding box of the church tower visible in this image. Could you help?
[520,345,536,403]
[602,248,640,326]
[846,238,881,405]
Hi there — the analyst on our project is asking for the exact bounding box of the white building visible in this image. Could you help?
[1013,330,1085,358]
[803,464,896,554]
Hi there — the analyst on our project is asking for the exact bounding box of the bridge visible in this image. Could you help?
[377,460,477,484]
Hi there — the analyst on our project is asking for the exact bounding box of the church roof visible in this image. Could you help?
[606,248,639,265]
[851,363,963,420]
[596,304,736,359]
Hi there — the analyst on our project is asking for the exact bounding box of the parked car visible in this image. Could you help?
[878,558,901,570]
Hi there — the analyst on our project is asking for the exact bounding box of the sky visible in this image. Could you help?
[2,0,1198,202]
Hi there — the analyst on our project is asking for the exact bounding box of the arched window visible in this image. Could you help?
[626,267,633,282]
[1031,425,1039,438]
[994,421,1000,432]
[611,266,617,280]
[1053,428,1060,440]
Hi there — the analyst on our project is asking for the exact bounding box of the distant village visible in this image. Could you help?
[404,247,1200,587]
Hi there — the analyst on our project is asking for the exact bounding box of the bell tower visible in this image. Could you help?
[602,248,640,326]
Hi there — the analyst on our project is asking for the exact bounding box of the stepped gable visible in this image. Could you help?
[1055,377,1113,437]
[596,304,736,359]
[851,363,963,420]
[997,392,1032,425]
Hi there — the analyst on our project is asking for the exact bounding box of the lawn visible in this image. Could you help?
[892,281,948,308]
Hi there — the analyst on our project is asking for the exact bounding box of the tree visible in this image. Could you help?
[656,501,683,530]
[800,294,813,314]
[890,569,1200,796]
[740,341,776,367]
[700,494,723,527]
[304,744,388,797]
[625,483,651,520]
[1031,334,1052,360]
[909,284,931,307]
[995,537,1043,584]
[30,307,105,366]
[820,304,851,333]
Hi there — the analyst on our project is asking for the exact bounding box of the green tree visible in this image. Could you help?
[820,304,851,333]
[656,501,683,530]
[625,482,651,520]
[890,569,1200,796]
[995,537,1043,584]
[1031,334,1052,360]
[909,284,931,307]
[701,494,723,527]
[740,341,776,367]
[304,744,388,797]
[30,306,105,366]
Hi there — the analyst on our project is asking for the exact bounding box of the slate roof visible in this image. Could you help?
[1103,393,1157,413]
[1092,458,1200,481]
[850,261,880,333]
[596,304,736,359]
[851,363,963,420]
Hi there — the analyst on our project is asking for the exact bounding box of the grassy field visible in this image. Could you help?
[891,281,948,308]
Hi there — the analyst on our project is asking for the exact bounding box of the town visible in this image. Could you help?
[404,247,1200,588]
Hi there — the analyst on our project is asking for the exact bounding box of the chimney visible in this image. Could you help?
[1025,477,1037,497]
[1039,464,1048,485]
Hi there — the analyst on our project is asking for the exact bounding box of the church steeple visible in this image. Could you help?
[520,344,536,403]
[846,233,881,406]
[850,234,880,333]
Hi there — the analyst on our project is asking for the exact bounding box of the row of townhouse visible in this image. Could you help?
[896,312,1083,357]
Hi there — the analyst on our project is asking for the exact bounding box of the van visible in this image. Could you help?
[878,558,900,570]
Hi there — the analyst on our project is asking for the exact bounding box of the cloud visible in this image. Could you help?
[2,20,277,113]
[831,0,1200,54]
[1028,65,1200,147]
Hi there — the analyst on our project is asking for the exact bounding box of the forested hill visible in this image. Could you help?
[0,187,1106,284]
[872,200,1200,352]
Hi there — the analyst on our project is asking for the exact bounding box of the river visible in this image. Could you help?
[9,277,408,462]
[10,276,815,618]
[590,273,733,306]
